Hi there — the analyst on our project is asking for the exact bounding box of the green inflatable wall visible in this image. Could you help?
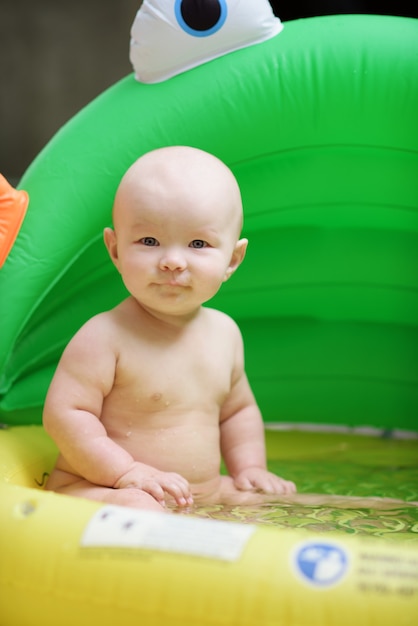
[0,15,417,429]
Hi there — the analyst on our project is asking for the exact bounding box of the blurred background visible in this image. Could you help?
[1,0,417,183]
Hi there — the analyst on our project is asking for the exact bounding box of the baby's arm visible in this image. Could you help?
[220,334,296,496]
[43,317,192,507]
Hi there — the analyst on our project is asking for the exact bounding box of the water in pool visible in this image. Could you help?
[180,430,418,542]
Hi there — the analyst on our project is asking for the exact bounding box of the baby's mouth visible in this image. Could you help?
[159,272,190,288]
[158,278,184,287]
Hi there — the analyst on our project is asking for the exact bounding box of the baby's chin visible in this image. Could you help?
[135,297,203,323]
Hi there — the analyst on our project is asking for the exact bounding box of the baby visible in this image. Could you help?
[43,146,296,512]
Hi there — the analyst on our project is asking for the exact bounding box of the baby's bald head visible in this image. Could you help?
[112,146,243,239]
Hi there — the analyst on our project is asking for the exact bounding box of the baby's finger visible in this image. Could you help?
[141,481,167,506]
[270,476,297,495]
[234,475,256,491]
[248,473,296,495]
[284,479,297,494]
[162,475,193,507]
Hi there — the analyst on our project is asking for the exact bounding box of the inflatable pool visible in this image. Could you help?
[1,425,418,625]
[1,13,418,626]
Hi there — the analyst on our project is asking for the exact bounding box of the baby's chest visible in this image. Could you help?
[114,340,235,408]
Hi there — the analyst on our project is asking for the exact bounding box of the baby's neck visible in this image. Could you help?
[129,296,203,331]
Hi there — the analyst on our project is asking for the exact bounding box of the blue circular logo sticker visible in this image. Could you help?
[293,541,349,587]
[175,0,228,37]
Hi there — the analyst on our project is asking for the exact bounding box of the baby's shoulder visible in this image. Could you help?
[69,308,122,348]
[203,307,242,337]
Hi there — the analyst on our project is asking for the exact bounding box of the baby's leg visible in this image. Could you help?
[49,477,165,512]
[215,477,417,509]
[272,493,418,509]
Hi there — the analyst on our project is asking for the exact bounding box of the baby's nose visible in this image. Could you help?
[159,248,187,271]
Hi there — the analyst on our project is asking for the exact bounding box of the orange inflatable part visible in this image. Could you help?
[0,174,29,268]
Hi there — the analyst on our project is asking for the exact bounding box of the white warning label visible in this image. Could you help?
[81,505,255,562]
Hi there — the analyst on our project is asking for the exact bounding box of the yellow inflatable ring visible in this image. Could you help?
[1,14,418,626]
[1,425,418,625]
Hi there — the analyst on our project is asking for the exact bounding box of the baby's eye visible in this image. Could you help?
[139,237,159,246]
[189,239,208,249]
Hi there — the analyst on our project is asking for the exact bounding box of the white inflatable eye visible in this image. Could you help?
[130,0,283,84]
[174,0,228,37]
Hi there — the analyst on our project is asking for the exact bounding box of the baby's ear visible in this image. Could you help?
[103,227,120,269]
[224,238,248,282]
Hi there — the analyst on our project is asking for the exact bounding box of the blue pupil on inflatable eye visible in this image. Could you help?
[175,0,227,37]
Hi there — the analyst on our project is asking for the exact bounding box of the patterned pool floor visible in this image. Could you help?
[186,430,418,542]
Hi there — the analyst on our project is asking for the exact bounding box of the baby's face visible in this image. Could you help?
[105,148,247,319]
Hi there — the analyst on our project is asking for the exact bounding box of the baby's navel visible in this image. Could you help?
[151,392,162,402]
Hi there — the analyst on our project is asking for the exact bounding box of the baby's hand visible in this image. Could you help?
[114,463,194,508]
[234,467,296,495]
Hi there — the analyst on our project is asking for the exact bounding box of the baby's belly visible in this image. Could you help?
[108,419,222,488]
